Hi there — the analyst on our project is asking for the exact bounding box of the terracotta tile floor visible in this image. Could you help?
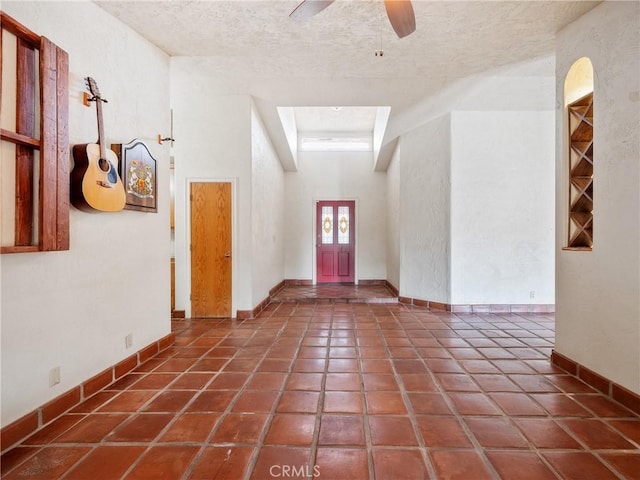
[3,298,640,479]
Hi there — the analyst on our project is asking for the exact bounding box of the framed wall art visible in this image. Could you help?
[113,140,158,213]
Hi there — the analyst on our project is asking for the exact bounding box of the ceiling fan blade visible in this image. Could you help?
[290,0,335,21]
[384,0,416,38]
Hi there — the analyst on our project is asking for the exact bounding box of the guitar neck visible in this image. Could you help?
[95,99,108,159]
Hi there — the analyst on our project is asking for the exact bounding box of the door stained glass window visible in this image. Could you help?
[321,206,333,244]
[316,200,355,284]
[338,206,350,244]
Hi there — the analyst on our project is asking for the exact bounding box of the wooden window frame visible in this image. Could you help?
[1,11,69,253]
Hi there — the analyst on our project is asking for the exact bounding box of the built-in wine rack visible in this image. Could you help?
[567,92,594,249]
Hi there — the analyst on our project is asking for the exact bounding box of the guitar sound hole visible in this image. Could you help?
[98,157,111,173]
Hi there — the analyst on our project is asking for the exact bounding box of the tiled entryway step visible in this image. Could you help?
[271,285,398,303]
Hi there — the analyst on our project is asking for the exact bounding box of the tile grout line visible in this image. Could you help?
[358,308,377,479]
[454,312,568,479]
[382,315,439,480]
[306,314,328,479]
[107,319,262,480]
[180,323,269,480]
[117,323,245,480]
[24,331,226,480]
[398,308,507,480]
[433,310,639,480]
[4,299,640,480]
[241,309,305,480]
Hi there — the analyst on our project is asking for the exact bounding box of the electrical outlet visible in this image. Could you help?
[49,367,61,387]
[530,290,536,299]
[125,333,133,349]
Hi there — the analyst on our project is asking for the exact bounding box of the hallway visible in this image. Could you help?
[2,299,639,479]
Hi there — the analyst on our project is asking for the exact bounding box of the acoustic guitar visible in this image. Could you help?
[70,77,126,212]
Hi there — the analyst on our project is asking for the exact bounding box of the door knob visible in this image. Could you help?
[224,252,231,258]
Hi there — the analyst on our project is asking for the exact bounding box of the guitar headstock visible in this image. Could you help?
[85,77,102,101]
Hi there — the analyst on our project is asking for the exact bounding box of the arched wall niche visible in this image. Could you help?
[564,56,594,106]
[563,57,594,249]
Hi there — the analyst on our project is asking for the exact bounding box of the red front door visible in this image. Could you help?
[316,201,355,283]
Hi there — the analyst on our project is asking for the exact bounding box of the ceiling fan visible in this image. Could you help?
[290,0,416,39]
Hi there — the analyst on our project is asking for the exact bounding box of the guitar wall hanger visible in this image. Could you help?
[157,134,175,145]
[82,91,108,107]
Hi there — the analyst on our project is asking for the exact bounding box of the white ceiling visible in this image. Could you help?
[294,106,378,132]
[95,0,600,166]
[96,0,599,79]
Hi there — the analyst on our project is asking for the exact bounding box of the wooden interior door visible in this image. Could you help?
[190,182,232,317]
[316,201,355,283]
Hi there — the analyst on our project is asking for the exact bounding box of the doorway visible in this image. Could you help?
[190,182,232,317]
[316,200,355,283]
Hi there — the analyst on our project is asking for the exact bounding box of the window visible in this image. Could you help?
[299,134,372,152]
[321,205,333,244]
[1,11,69,253]
[337,205,349,244]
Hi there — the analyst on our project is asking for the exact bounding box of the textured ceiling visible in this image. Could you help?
[295,106,378,132]
[95,0,600,166]
[96,0,599,80]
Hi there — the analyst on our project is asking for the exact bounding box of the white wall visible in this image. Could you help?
[386,147,401,290]
[386,61,556,306]
[555,1,640,393]
[398,116,451,303]
[170,58,253,314]
[284,152,387,281]
[450,111,555,304]
[1,1,171,426]
[251,103,285,305]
